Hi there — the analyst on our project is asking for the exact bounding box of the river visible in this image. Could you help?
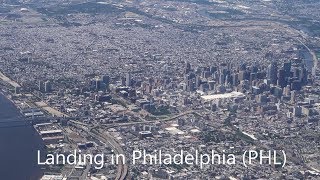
[0,93,45,180]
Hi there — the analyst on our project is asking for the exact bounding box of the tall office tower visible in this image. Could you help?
[250,73,257,83]
[213,71,219,81]
[199,83,208,92]
[267,62,278,85]
[239,63,247,71]
[38,80,45,92]
[195,76,201,88]
[257,72,266,79]
[227,62,232,70]
[292,67,300,78]
[220,68,228,77]
[210,66,218,74]
[299,65,308,85]
[44,81,52,93]
[102,75,110,85]
[121,77,126,86]
[208,81,215,91]
[239,70,250,81]
[283,61,291,78]
[202,71,211,78]
[95,78,102,90]
[251,65,258,73]
[189,72,196,79]
[277,69,286,88]
[185,62,191,74]
[284,85,291,96]
[187,80,195,92]
[238,71,245,81]
[126,73,131,87]
[219,74,225,84]
[225,74,232,85]
[203,66,210,72]
[145,84,152,94]
[184,74,190,83]
[291,90,296,103]
[232,73,239,86]
[291,80,302,91]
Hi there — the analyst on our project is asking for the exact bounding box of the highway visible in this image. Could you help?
[69,120,128,180]
[90,129,128,180]
[70,110,199,179]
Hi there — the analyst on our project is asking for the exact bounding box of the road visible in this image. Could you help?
[68,121,128,180]
[90,129,128,180]
[102,110,195,128]
[0,70,21,88]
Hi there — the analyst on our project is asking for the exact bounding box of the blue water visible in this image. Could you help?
[0,93,45,180]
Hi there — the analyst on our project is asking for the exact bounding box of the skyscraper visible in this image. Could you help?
[195,76,201,88]
[232,73,239,86]
[38,80,45,92]
[44,81,52,93]
[277,69,286,88]
[126,73,131,87]
[283,61,291,78]
[102,75,110,85]
[267,62,278,85]
[95,78,102,90]
[299,65,308,85]
[185,62,191,74]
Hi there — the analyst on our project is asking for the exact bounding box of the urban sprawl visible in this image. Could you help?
[0,0,320,179]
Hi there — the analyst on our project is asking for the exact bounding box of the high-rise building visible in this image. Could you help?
[195,76,201,88]
[251,65,258,73]
[299,65,308,85]
[185,62,191,74]
[210,66,217,74]
[102,75,110,85]
[293,106,302,117]
[38,80,45,92]
[44,81,52,93]
[284,85,291,96]
[238,70,249,81]
[250,73,257,83]
[292,67,300,78]
[291,90,296,104]
[239,63,247,71]
[267,62,278,85]
[219,74,225,84]
[283,61,291,78]
[291,80,302,91]
[277,69,286,88]
[208,81,215,91]
[126,73,131,87]
[187,80,195,92]
[232,73,239,86]
[225,74,232,85]
[95,78,102,90]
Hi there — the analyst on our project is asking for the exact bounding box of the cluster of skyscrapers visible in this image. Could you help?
[182,60,309,95]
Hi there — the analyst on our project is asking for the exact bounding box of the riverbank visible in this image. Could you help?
[0,93,45,179]
[0,70,68,118]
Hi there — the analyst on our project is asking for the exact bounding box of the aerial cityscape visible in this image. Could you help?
[0,0,319,179]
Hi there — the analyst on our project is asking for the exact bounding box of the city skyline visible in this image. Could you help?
[0,0,320,179]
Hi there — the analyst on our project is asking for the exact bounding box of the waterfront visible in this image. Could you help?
[0,93,45,180]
